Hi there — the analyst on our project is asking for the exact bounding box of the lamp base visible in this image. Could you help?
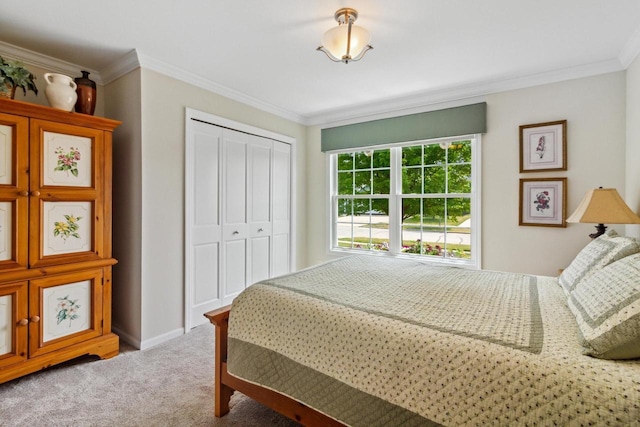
[589,223,607,239]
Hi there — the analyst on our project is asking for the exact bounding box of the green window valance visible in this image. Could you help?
[321,102,486,152]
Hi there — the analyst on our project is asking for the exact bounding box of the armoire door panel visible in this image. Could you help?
[31,198,102,267]
[0,282,28,369]
[0,113,29,271]
[29,119,105,268]
[29,269,104,358]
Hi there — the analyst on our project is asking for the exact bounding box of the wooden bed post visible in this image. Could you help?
[204,305,234,417]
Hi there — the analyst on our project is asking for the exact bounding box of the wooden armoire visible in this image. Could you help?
[0,98,120,384]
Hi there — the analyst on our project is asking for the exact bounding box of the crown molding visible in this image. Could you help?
[0,40,632,127]
[306,58,624,127]
[135,51,305,124]
[0,40,103,84]
[99,50,141,84]
[619,25,640,69]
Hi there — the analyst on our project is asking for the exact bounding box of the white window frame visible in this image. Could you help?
[327,134,482,269]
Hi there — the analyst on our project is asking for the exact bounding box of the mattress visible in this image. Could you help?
[227,256,640,426]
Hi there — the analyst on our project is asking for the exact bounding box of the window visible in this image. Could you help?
[330,135,480,267]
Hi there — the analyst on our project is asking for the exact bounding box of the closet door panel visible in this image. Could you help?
[272,234,290,277]
[222,240,246,305]
[272,141,291,276]
[249,236,270,285]
[193,243,219,304]
[223,131,247,226]
[187,121,223,327]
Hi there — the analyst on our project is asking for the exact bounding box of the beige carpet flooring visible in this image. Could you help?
[0,324,300,426]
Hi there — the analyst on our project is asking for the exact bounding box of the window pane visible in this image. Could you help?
[424,166,446,194]
[424,144,446,165]
[446,198,471,259]
[336,199,355,249]
[423,198,446,229]
[354,171,371,194]
[402,146,422,166]
[422,198,446,257]
[448,140,472,163]
[401,198,422,253]
[372,169,390,194]
[337,198,389,252]
[366,199,389,251]
[447,164,471,193]
[402,167,422,194]
[337,171,353,195]
[372,149,390,168]
[354,151,371,169]
[337,153,353,171]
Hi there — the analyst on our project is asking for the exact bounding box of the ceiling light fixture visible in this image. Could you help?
[317,8,373,64]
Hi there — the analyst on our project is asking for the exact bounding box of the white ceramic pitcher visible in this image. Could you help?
[44,73,78,112]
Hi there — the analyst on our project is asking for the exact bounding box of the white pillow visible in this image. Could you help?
[567,253,640,359]
[558,230,640,295]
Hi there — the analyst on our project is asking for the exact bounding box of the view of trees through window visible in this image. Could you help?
[334,139,473,260]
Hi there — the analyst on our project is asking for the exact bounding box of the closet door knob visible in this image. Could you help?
[18,191,29,197]
[258,228,264,232]
[18,318,28,326]
[232,231,239,235]
[30,316,40,323]
[30,190,40,197]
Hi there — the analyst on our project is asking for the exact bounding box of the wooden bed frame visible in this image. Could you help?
[204,306,345,426]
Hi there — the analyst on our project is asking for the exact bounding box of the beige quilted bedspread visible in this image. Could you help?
[227,256,640,426]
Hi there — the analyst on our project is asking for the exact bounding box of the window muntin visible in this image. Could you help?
[331,137,478,266]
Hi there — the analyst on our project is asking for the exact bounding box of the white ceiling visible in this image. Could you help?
[1,1,640,125]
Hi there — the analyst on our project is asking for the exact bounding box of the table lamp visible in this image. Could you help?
[566,187,640,239]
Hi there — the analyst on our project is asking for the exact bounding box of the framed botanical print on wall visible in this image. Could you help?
[519,178,567,227]
[519,120,567,172]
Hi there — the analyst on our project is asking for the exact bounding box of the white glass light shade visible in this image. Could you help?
[320,24,371,62]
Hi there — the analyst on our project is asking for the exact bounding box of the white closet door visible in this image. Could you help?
[185,121,222,328]
[247,136,272,286]
[221,129,249,305]
[185,109,294,330]
[272,141,291,277]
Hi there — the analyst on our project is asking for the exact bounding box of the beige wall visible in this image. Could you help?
[483,72,626,275]
[127,69,307,345]
[306,72,627,277]
[104,69,143,345]
[626,56,640,239]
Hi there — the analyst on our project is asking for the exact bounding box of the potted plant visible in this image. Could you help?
[0,56,38,99]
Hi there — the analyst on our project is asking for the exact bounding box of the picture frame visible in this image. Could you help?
[519,120,567,172]
[519,178,567,227]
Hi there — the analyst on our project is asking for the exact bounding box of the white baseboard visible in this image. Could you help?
[112,326,185,351]
[112,326,141,350]
[138,328,185,350]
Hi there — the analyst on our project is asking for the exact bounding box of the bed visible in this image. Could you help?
[205,232,640,426]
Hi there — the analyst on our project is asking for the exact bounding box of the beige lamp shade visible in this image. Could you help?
[567,188,640,224]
